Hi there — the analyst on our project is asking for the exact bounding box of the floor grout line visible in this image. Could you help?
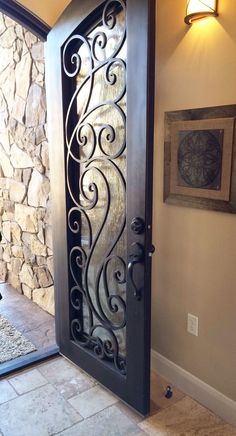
[49,419,84,436]
[1,356,236,435]
[6,380,50,397]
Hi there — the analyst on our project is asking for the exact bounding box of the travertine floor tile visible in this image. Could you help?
[115,401,145,424]
[58,404,143,436]
[8,368,48,394]
[1,356,236,435]
[151,372,185,410]
[139,396,236,435]
[68,385,118,418]
[38,356,89,383]
[0,380,18,404]
[0,383,82,436]
[38,356,95,399]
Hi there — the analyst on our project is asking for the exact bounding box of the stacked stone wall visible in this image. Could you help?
[0,13,54,315]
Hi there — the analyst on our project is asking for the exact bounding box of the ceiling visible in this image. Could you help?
[16,0,71,27]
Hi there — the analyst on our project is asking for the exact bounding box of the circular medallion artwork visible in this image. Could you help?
[178,130,222,189]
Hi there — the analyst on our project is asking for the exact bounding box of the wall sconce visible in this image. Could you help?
[185,0,218,25]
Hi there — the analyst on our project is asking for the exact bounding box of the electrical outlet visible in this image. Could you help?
[187,313,198,336]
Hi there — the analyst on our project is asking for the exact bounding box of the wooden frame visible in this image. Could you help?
[164,105,236,213]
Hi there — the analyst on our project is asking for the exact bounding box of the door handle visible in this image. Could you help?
[128,243,144,301]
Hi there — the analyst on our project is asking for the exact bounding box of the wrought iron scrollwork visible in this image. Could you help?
[62,0,127,375]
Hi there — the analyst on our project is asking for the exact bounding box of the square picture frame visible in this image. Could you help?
[164,105,236,213]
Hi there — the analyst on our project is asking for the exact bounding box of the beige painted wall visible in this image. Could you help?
[16,0,236,402]
[17,0,71,26]
[152,0,236,401]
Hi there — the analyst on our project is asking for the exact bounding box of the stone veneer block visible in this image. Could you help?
[45,224,53,250]
[25,31,38,48]
[11,257,23,274]
[15,52,32,100]
[19,263,36,289]
[0,260,7,281]
[30,236,47,257]
[23,168,32,186]
[0,14,54,314]
[33,286,55,315]
[3,245,11,262]
[15,204,38,233]
[33,156,44,174]
[35,125,46,145]
[1,26,16,48]
[2,221,11,242]
[25,83,45,127]
[28,169,50,207]
[2,70,15,114]
[41,143,49,172]
[1,131,10,154]
[10,144,33,169]
[0,145,13,178]
[9,180,26,203]
[23,245,36,265]
[11,95,26,124]
[0,13,6,34]
[36,266,53,288]
[8,271,21,292]
[11,245,24,258]
[22,283,32,299]
[31,42,44,61]
[11,222,22,245]
[0,46,13,73]
[47,256,54,278]
[37,222,45,245]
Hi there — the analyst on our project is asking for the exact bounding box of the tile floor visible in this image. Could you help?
[0,283,56,354]
[0,355,235,436]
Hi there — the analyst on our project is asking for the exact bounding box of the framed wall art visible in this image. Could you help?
[164,105,236,213]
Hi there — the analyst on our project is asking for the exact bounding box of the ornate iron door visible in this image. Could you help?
[46,0,155,415]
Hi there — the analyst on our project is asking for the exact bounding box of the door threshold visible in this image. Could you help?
[0,345,60,377]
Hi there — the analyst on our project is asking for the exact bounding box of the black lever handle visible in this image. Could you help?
[128,243,144,301]
[149,244,156,257]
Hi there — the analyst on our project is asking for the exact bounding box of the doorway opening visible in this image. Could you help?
[0,11,57,376]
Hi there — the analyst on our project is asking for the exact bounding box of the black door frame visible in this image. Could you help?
[0,0,50,41]
[46,0,155,415]
[0,2,156,412]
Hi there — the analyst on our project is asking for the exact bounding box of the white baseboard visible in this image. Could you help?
[151,349,236,427]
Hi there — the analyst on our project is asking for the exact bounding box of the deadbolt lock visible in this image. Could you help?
[131,217,145,235]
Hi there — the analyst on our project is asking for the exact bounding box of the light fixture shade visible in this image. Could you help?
[185,0,218,24]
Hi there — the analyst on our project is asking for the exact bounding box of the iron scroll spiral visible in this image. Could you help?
[62,0,127,375]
